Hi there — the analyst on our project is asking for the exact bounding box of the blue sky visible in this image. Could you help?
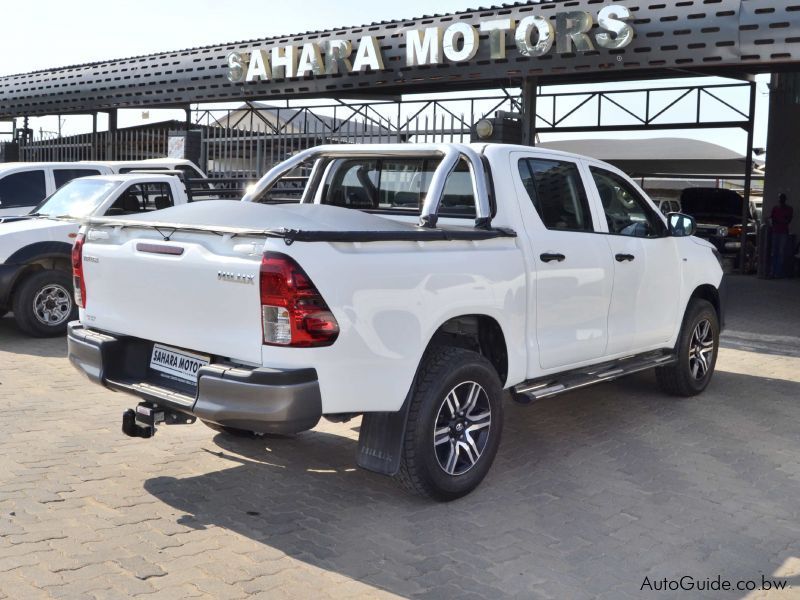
[0,0,770,154]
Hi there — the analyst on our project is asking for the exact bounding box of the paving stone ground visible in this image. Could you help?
[1,275,800,599]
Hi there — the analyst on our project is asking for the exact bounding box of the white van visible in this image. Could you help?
[0,159,206,217]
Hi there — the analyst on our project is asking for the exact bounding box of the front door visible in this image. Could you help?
[512,153,614,372]
[587,165,681,355]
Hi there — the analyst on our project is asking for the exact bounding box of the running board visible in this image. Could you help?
[512,351,676,402]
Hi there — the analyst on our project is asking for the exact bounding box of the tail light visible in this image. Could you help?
[71,233,87,308]
[728,225,742,238]
[260,252,339,347]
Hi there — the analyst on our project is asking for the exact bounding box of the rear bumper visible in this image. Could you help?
[67,322,322,434]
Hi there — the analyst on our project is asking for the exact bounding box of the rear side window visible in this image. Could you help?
[53,168,102,189]
[517,159,593,232]
[104,182,174,216]
[0,170,47,209]
[322,158,476,219]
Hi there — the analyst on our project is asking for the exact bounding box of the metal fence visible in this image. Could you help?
[14,94,521,179]
[18,129,171,163]
[13,82,754,186]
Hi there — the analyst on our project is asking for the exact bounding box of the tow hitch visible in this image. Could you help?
[122,402,196,438]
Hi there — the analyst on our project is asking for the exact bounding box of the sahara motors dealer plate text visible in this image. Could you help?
[150,343,209,385]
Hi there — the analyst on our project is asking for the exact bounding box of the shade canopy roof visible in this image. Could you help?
[539,137,764,178]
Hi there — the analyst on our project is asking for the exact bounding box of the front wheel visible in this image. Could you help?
[656,298,720,397]
[12,270,76,337]
[396,347,504,501]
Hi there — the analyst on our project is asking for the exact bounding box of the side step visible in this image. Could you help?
[512,351,676,403]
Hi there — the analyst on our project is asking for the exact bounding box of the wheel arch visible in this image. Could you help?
[3,242,73,306]
[423,314,509,387]
[688,284,722,326]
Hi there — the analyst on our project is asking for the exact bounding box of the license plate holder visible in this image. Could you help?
[149,343,210,386]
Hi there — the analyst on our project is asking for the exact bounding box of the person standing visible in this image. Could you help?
[770,193,794,278]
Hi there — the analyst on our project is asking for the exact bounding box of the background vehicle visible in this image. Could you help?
[655,198,682,216]
[68,143,724,501]
[0,159,206,218]
[680,187,758,273]
[0,174,203,336]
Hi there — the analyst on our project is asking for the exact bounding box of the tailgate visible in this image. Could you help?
[81,231,264,365]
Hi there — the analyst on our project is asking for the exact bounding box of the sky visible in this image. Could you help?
[0,0,772,154]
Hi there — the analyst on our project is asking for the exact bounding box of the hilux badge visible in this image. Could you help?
[218,271,255,284]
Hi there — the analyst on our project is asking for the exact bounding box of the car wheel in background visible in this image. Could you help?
[12,270,76,337]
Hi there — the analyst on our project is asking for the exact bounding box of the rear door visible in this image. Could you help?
[512,152,614,371]
[0,169,48,216]
[587,165,681,354]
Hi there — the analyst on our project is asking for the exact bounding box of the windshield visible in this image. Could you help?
[32,179,121,218]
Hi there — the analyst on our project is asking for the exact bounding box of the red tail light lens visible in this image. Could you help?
[259,252,339,347]
[72,233,87,308]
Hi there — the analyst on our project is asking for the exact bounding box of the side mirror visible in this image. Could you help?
[668,213,696,237]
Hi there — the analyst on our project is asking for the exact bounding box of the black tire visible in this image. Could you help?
[396,346,504,501]
[656,298,719,397]
[12,270,76,337]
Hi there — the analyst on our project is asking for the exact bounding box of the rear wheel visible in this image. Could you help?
[12,270,76,337]
[656,298,719,397]
[396,347,503,501]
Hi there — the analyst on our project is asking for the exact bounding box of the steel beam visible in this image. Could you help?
[0,0,798,118]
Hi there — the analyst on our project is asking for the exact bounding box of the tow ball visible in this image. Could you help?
[122,402,196,438]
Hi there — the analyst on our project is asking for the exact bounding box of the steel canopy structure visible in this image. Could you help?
[0,0,799,118]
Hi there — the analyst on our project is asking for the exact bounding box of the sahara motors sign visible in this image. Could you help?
[227,5,634,83]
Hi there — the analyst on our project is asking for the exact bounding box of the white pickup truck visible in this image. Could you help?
[0,173,198,336]
[67,144,725,500]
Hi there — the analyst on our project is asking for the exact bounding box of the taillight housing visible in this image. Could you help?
[260,252,339,347]
[72,233,87,308]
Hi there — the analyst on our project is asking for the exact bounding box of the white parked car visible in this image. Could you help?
[67,144,724,500]
[0,174,200,336]
[0,159,206,218]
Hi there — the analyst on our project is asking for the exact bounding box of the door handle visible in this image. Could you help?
[615,253,635,262]
[540,253,566,263]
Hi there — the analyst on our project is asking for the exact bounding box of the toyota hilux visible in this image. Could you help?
[67,143,724,500]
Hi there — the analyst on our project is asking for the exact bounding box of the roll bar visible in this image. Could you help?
[240,144,492,229]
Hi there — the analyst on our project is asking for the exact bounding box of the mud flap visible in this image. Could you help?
[356,399,410,476]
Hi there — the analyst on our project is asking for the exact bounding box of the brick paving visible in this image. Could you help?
[1,275,799,599]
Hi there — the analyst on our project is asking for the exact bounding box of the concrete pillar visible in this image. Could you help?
[762,72,800,277]
[764,73,800,236]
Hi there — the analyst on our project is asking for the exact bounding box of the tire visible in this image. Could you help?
[656,298,719,397]
[12,270,76,337]
[396,347,504,501]
[0,310,7,319]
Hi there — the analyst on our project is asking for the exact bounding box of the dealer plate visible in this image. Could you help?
[150,344,210,385]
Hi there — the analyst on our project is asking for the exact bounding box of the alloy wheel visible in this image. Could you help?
[688,318,714,380]
[433,381,492,476]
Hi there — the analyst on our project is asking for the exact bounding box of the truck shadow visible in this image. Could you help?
[0,315,67,358]
[144,369,800,597]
